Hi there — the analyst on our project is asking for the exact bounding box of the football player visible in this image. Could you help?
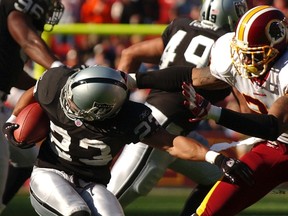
[141,5,288,215]
[0,0,64,212]
[107,0,248,215]
[3,65,253,215]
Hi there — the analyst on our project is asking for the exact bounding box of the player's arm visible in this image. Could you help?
[212,97,288,140]
[2,86,36,149]
[8,11,61,68]
[143,127,208,161]
[11,87,36,117]
[4,86,35,122]
[266,94,288,136]
[182,84,288,140]
[136,66,228,91]
[118,37,164,72]
[142,128,254,186]
[191,67,229,89]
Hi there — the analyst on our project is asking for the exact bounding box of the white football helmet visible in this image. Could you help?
[231,6,288,78]
[60,65,129,121]
[200,0,248,31]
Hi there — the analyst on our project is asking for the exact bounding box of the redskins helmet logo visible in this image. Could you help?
[267,20,286,45]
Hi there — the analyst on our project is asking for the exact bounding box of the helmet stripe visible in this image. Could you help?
[237,5,271,41]
[71,78,127,91]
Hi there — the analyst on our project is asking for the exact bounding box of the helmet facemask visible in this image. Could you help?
[231,39,279,78]
[44,0,64,32]
[60,72,80,121]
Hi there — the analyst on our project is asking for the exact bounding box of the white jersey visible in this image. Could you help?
[210,32,288,143]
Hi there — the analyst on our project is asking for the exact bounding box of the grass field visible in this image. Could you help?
[2,187,288,216]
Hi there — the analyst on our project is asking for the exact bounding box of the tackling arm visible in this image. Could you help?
[216,95,288,140]
[143,128,254,186]
[192,67,229,90]
[136,66,229,91]
[182,83,288,141]
[143,127,208,161]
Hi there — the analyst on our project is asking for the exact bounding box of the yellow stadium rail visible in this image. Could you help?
[49,23,167,35]
[34,23,167,78]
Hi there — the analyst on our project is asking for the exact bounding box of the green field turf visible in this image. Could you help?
[2,187,288,216]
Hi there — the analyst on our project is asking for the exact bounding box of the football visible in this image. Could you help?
[14,102,50,144]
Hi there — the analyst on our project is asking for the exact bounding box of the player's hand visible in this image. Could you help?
[2,122,35,149]
[182,82,211,119]
[215,154,254,186]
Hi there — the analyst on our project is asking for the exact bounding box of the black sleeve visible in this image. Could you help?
[218,108,279,140]
[136,66,193,91]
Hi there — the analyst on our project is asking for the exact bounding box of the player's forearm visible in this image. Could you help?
[117,48,142,72]
[192,67,229,89]
[168,136,208,161]
[136,66,193,91]
[210,106,280,140]
[118,43,152,72]
[118,39,162,72]
[24,41,59,69]
[12,87,36,116]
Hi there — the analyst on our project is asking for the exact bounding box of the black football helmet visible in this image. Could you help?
[45,0,64,31]
[28,0,64,31]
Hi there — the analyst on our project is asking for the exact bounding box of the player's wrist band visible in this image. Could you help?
[50,61,64,68]
[205,150,220,164]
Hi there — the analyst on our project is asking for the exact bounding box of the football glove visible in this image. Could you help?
[215,154,254,186]
[2,122,35,149]
[182,82,211,119]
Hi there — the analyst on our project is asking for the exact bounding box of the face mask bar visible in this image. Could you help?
[230,39,279,78]
[44,1,64,32]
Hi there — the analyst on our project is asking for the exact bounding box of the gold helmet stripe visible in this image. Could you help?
[237,5,271,41]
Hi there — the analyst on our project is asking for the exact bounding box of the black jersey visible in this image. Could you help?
[146,18,231,134]
[34,67,160,184]
[0,0,49,93]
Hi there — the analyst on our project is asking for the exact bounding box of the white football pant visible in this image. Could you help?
[30,166,124,216]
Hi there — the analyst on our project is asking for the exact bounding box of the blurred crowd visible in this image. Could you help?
[51,0,202,68]
[50,0,288,70]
